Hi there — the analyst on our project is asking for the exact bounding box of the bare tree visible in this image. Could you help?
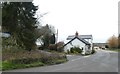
[107,35,118,48]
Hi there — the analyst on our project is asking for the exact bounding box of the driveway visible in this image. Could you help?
[4,49,118,72]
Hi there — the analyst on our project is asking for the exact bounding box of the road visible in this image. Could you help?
[5,49,118,72]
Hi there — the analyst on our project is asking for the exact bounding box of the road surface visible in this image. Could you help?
[5,49,118,72]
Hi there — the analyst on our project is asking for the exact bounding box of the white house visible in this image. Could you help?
[64,32,93,54]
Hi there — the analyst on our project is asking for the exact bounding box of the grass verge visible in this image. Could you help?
[2,61,44,71]
[2,58,67,71]
[0,61,2,71]
[105,48,120,52]
[2,49,67,71]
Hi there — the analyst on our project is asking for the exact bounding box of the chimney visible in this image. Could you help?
[75,31,79,37]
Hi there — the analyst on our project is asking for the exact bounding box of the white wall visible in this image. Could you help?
[84,39,92,44]
[84,39,93,50]
[64,38,86,52]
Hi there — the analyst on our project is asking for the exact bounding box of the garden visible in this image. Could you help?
[66,47,96,55]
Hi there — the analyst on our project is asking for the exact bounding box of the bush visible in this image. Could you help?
[105,45,109,48]
[56,42,64,52]
[11,58,41,64]
[91,49,95,54]
[84,49,96,56]
[70,47,82,54]
[2,50,67,70]
[48,44,57,51]
[67,50,70,54]
[57,47,64,52]
[2,60,44,71]
[38,46,44,50]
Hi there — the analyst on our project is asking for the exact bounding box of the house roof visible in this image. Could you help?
[64,37,90,47]
[67,35,93,40]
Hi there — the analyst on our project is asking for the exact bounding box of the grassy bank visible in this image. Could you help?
[0,61,2,71]
[2,49,67,71]
[2,58,67,71]
[105,48,120,52]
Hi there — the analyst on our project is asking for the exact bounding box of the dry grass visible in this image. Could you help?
[2,49,66,61]
[2,48,67,70]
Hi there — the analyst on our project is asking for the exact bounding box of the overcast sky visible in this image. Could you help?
[33,0,119,43]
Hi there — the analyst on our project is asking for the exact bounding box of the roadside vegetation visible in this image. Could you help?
[2,48,67,71]
[66,47,82,55]
[2,2,67,71]
[105,35,120,52]
[66,47,96,55]
[2,36,67,71]
[105,48,120,52]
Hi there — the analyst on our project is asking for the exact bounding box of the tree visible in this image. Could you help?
[56,41,64,52]
[36,24,56,49]
[107,35,118,48]
[40,24,51,49]
[2,2,38,51]
[50,34,56,44]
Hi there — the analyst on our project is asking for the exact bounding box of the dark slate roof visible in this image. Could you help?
[67,35,93,40]
[64,37,90,47]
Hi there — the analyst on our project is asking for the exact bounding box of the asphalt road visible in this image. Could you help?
[5,49,118,72]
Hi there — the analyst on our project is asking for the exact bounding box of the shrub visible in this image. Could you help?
[107,35,118,49]
[56,42,64,52]
[105,45,109,48]
[84,49,96,55]
[70,47,82,54]
[11,58,41,64]
[38,46,44,50]
[48,42,64,52]
[91,49,96,54]
[48,44,57,51]
[2,36,67,70]
[67,50,70,54]
[2,49,67,70]
[57,47,64,52]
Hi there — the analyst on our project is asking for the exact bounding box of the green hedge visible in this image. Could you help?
[83,49,96,56]
[2,50,67,71]
[70,47,82,54]
[2,57,67,71]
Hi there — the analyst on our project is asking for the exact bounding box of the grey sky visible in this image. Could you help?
[33,0,119,43]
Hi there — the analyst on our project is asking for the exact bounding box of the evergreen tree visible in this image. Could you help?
[50,34,56,44]
[40,24,51,49]
[40,24,56,49]
[2,2,38,51]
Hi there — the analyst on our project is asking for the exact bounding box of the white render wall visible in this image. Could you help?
[84,39,92,44]
[64,38,86,52]
[84,39,93,50]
